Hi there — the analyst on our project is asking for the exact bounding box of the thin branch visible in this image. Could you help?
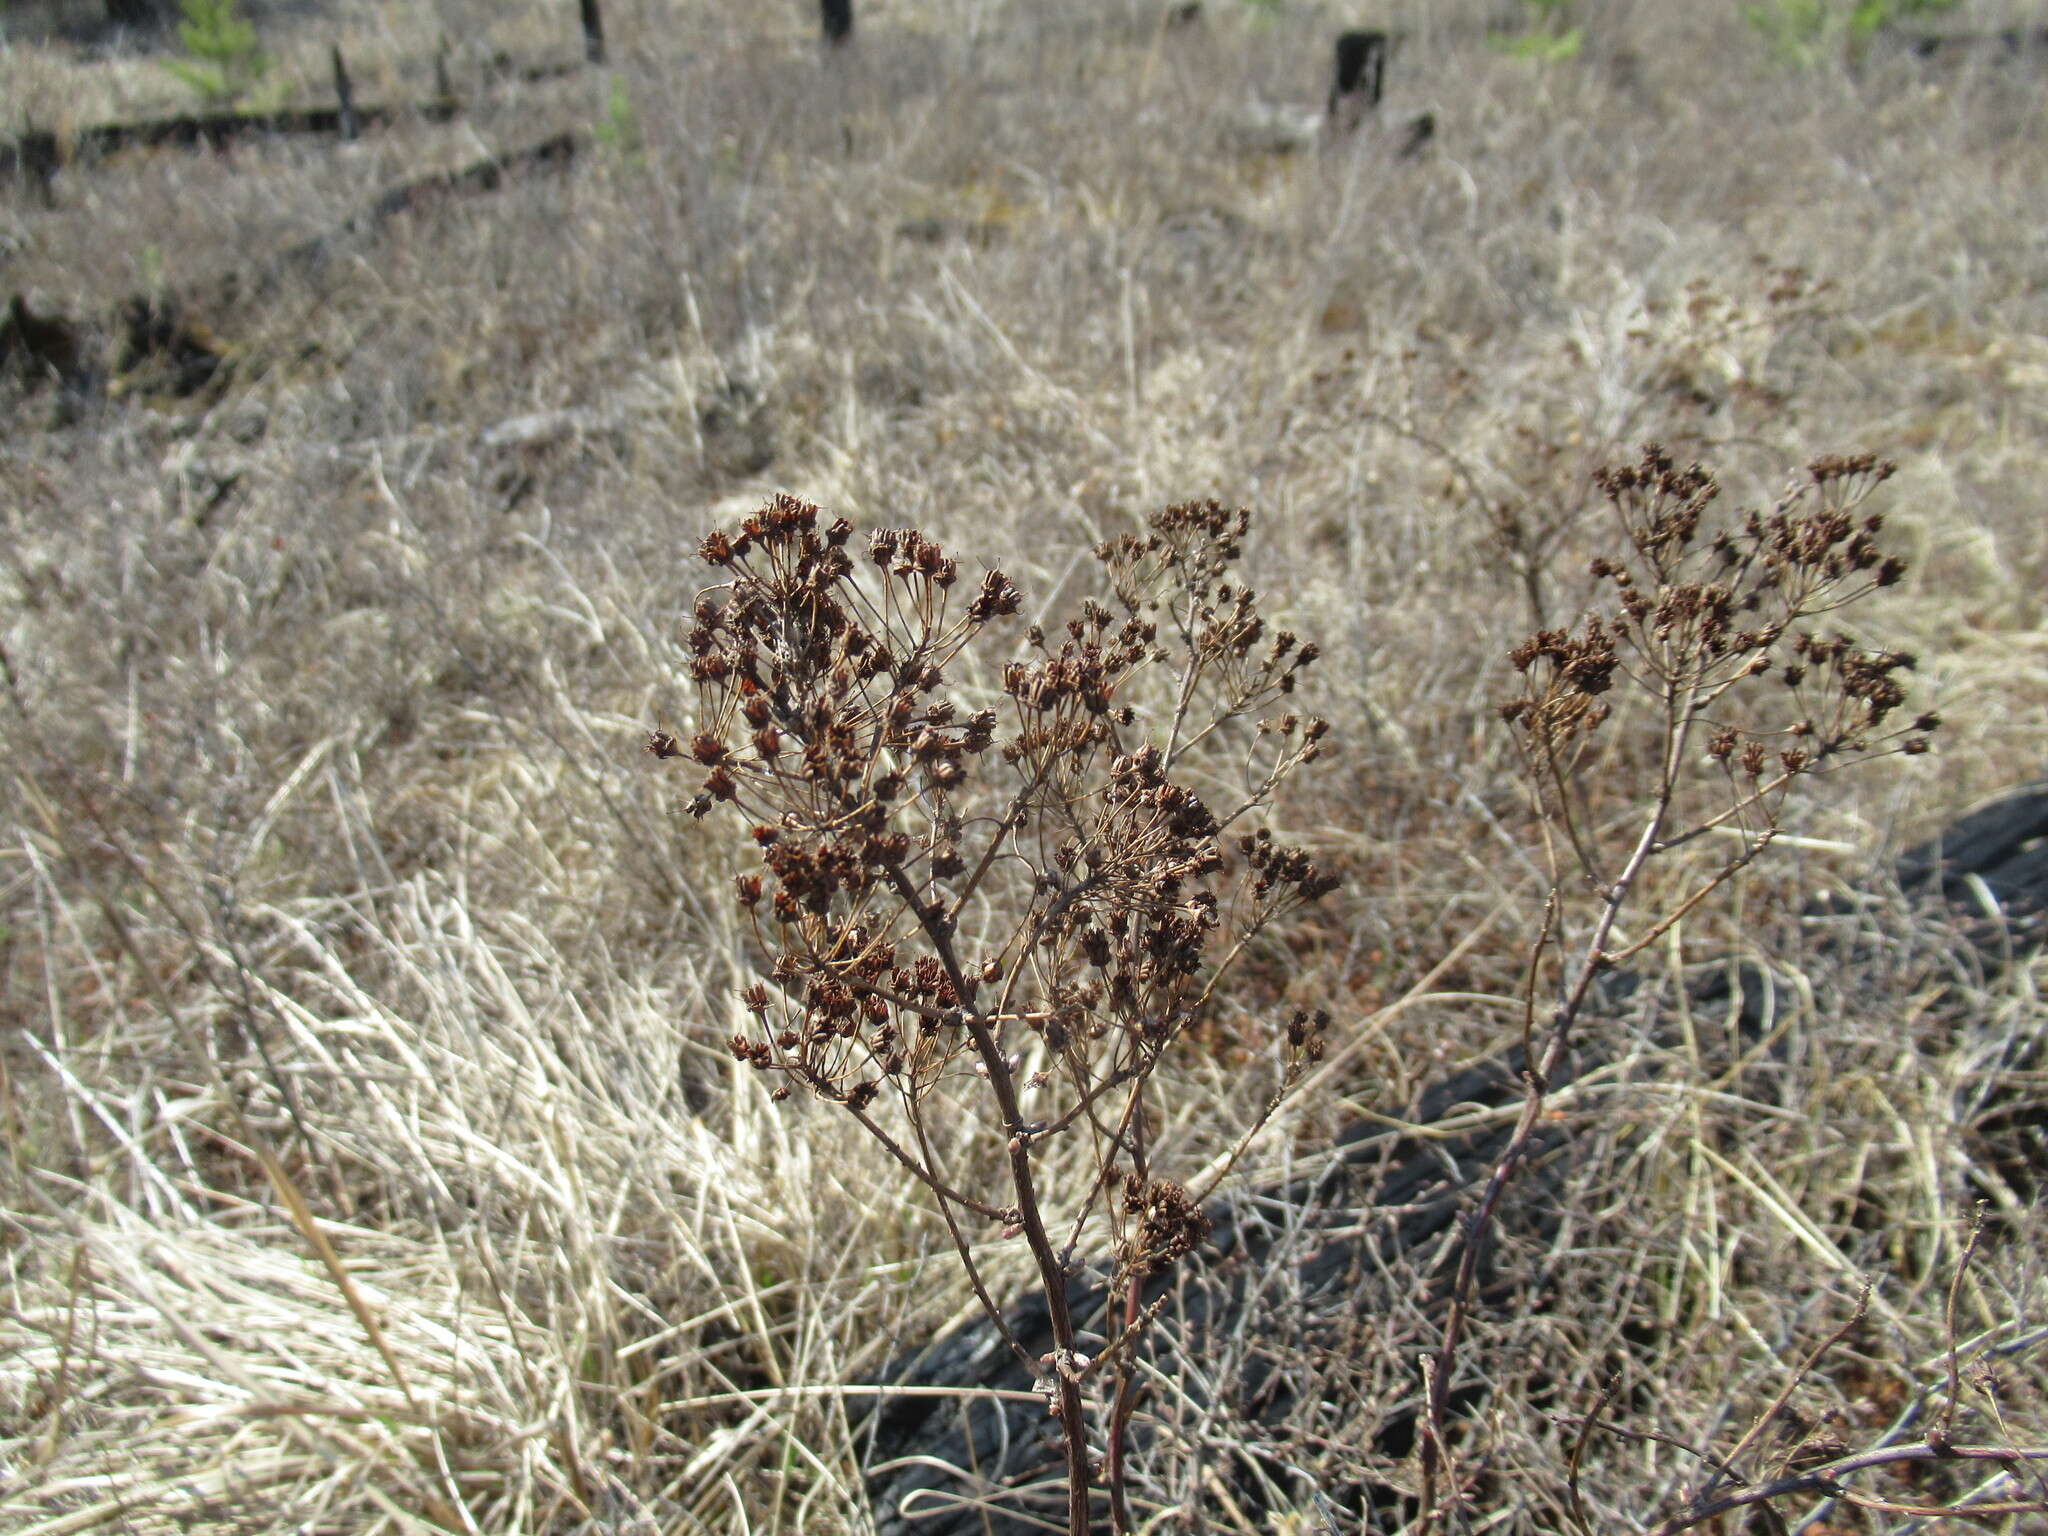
[1703,1285,1868,1503]
[1637,1443,2048,1535]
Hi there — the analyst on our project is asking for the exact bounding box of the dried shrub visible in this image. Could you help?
[1413,446,2047,1536]
[1500,444,1932,928]
[660,492,1337,1533]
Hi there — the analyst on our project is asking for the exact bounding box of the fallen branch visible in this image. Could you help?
[275,130,583,276]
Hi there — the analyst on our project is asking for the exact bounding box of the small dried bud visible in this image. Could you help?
[968,569,1023,624]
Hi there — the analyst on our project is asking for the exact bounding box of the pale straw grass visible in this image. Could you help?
[4,0,2048,1530]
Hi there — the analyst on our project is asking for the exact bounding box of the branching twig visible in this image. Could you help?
[672,497,1337,1536]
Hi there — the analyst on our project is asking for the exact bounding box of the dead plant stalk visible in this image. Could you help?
[664,495,1336,1535]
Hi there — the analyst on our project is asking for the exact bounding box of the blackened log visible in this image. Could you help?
[0,98,461,186]
[274,131,583,280]
[363,131,579,221]
[1894,785,2048,917]
[3,294,91,392]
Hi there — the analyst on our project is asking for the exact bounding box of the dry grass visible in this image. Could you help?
[4,0,2047,1531]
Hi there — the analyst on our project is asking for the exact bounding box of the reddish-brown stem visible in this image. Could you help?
[1105,1271,1141,1536]
[1941,1205,1986,1445]
[1698,1286,1867,1507]
[1635,1442,2048,1535]
[884,864,1093,1535]
[1103,1098,1150,1535]
[1420,697,1690,1524]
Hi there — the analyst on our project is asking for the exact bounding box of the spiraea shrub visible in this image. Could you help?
[1422,446,1957,1530]
[653,493,1338,1532]
[1500,445,1936,928]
